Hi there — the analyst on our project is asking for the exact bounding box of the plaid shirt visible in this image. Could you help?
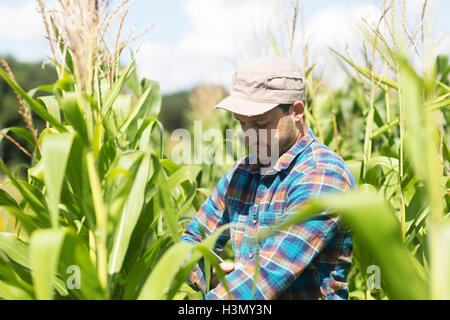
[181,128,356,300]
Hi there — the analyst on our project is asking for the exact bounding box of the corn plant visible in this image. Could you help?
[285,1,448,300]
[0,0,230,300]
[262,0,449,300]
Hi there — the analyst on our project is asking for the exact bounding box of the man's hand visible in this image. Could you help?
[210,262,236,289]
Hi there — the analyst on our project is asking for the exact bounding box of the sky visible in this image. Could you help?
[0,0,449,94]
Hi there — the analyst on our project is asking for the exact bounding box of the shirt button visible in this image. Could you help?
[249,253,253,259]
[253,219,257,225]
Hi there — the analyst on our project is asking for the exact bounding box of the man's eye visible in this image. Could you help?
[256,122,269,127]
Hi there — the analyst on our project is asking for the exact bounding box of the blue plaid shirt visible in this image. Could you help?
[181,128,356,300]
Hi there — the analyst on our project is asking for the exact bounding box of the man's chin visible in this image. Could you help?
[249,152,278,167]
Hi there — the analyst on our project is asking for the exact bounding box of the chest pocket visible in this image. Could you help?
[257,209,285,248]
[258,209,284,226]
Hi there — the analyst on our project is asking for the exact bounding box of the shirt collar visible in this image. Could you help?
[248,127,316,176]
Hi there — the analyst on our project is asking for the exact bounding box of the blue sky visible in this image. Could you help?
[0,0,449,93]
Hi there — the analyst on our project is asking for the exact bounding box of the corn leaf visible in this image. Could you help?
[137,242,196,300]
[0,206,40,234]
[108,154,151,274]
[103,55,136,117]
[0,67,66,131]
[37,96,61,123]
[0,188,20,209]
[0,232,30,268]
[259,190,428,299]
[30,229,66,300]
[0,280,33,300]
[330,47,399,90]
[59,94,89,143]
[119,86,152,135]
[57,232,106,299]
[0,160,48,217]
[42,132,75,228]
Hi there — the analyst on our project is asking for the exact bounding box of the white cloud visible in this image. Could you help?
[137,0,277,93]
[138,42,234,93]
[299,3,381,87]
[0,0,45,41]
[137,1,384,93]
[0,0,48,60]
[2,0,447,93]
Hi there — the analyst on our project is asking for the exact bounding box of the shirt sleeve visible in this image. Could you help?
[180,163,237,295]
[205,168,351,300]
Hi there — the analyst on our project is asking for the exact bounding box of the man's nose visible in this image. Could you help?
[244,135,250,146]
[244,129,258,146]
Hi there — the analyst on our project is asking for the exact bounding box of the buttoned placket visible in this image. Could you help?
[246,172,278,261]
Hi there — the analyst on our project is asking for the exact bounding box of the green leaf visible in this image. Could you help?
[137,242,196,300]
[37,96,61,123]
[155,159,181,243]
[65,135,96,228]
[371,118,400,139]
[400,57,447,299]
[0,160,48,218]
[42,132,75,228]
[168,223,234,299]
[366,156,399,173]
[59,94,89,143]
[123,235,171,299]
[0,232,31,268]
[110,94,133,130]
[305,64,316,78]
[131,118,164,153]
[0,188,20,209]
[119,86,152,135]
[269,31,280,57]
[108,154,151,274]
[260,190,428,300]
[57,232,105,299]
[160,159,181,175]
[0,67,66,131]
[167,165,201,193]
[1,127,36,150]
[0,280,33,300]
[30,229,66,300]
[125,80,162,141]
[176,182,197,219]
[120,192,158,274]
[330,47,399,90]
[103,55,136,117]
[0,233,67,298]
[0,206,40,234]
[104,151,145,224]
[126,57,142,96]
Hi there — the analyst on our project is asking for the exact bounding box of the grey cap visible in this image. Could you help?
[215,56,306,116]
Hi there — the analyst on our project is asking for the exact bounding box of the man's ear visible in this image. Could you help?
[291,101,305,123]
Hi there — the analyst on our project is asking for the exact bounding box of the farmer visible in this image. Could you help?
[181,56,356,300]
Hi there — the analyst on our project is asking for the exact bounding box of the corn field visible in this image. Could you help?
[0,0,448,300]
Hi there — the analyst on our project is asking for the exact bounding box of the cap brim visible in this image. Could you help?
[215,96,278,116]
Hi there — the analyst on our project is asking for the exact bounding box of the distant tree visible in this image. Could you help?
[160,90,191,132]
[0,56,57,167]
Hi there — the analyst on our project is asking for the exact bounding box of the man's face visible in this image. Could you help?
[234,106,299,165]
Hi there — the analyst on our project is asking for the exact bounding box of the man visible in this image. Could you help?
[181,56,356,300]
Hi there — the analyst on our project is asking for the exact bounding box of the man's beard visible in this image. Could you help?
[249,139,279,167]
[248,119,298,167]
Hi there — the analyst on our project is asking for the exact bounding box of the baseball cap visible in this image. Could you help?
[215,56,306,116]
